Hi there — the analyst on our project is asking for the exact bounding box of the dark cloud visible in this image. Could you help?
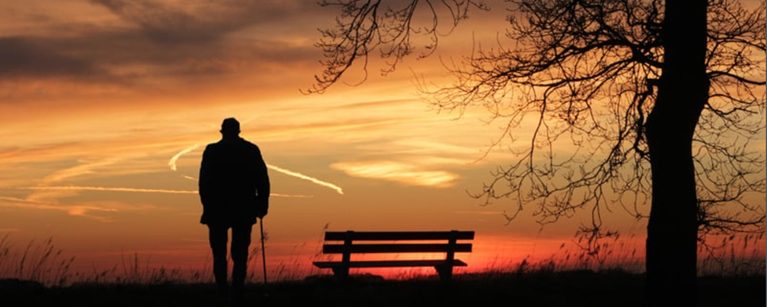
[0,37,103,78]
[91,0,302,43]
[0,0,323,84]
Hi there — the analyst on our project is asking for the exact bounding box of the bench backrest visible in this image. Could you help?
[322,230,474,255]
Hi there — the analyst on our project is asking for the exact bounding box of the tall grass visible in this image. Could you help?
[471,232,765,276]
[0,235,74,286]
[699,232,766,276]
[0,235,207,286]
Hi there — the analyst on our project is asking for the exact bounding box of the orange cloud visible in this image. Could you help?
[331,160,458,188]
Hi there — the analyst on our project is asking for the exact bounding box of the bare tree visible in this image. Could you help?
[311,0,765,305]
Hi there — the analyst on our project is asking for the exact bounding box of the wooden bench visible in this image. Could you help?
[313,230,474,280]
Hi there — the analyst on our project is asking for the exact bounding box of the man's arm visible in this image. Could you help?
[198,145,212,207]
[254,146,270,217]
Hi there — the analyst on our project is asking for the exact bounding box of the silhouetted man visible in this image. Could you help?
[199,117,270,300]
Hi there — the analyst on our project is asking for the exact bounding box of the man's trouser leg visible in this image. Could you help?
[231,223,253,294]
[208,224,229,293]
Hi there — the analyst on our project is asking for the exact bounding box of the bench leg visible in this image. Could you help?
[332,266,350,279]
[434,264,453,280]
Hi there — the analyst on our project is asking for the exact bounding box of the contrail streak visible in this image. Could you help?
[267,164,344,195]
[169,144,200,171]
[25,186,197,194]
[17,186,313,198]
[169,143,344,195]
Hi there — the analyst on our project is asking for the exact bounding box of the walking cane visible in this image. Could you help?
[259,217,269,298]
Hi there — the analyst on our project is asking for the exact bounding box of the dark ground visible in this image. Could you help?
[1,270,764,307]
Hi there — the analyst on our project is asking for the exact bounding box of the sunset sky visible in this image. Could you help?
[0,0,763,280]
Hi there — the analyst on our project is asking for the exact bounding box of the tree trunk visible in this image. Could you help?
[644,1,709,306]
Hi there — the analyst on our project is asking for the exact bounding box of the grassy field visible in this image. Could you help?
[1,235,764,306]
[1,270,764,307]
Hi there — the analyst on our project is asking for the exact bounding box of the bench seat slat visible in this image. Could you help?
[324,231,474,241]
[313,259,468,268]
[323,243,472,254]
